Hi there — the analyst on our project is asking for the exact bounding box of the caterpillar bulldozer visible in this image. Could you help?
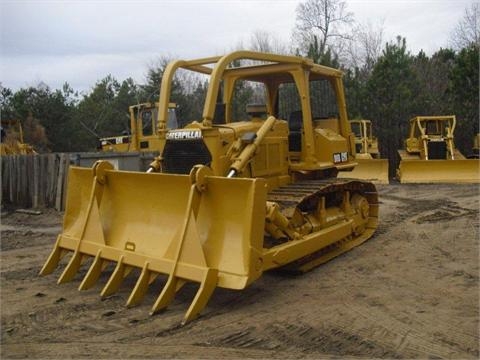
[397,115,480,183]
[467,133,480,159]
[0,119,36,155]
[337,119,389,184]
[40,51,378,324]
[99,102,178,152]
[70,103,177,172]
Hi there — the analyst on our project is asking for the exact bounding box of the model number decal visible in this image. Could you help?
[333,151,348,163]
[166,130,202,140]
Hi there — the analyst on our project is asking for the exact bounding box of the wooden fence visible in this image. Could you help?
[1,154,70,211]
[1,151,157,211]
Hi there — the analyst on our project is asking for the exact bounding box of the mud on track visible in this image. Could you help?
[1,184,479,359]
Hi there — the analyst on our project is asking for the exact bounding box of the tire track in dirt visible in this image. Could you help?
[196,321,401,358]
[339,292,478,358]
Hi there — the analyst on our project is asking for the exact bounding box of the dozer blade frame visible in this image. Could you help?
[398,159,480,183]
[337,158,389,184]
[40,162,267,324]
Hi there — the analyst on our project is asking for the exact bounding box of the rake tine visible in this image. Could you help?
[182,268,218,325]
[39,238,65,276]
[175,279,187,292]
[126,262,158,307]
[101,256,131,298]
[79,250,106,291]
[57,250,84,284]
[150,275,179,315]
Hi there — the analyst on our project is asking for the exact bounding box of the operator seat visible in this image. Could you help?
[288,110,302,152]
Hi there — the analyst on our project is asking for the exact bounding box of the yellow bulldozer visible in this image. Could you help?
[468,133,480,159]
[99,102,177,152]
[0,119,36,155]
[397,115,479,183]
[41,51,378,324]
[71,103,177,172]
[337,119,389,184]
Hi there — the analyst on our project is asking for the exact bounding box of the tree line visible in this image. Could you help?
[0,1,478,175]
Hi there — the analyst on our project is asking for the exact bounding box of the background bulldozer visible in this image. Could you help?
[99,102,177,152]
[41,51,378,324]
[1,119,36,155]
[70,103,178,172]
[467,133,479,159]
[397,115,479,183]
[338,119,389,184]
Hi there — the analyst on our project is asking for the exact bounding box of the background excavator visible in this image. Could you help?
[337,119,389,184]
[41,51,378,324]
[397,115,479,183]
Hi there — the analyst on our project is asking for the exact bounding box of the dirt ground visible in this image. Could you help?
[1,183,479,359]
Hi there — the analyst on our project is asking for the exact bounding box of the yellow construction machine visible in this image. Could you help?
[397,115,479,183]
[468,133,480,159]
[99,102,177,152]
[338,119,389,184]
[0,119,36,155]
[41,51,378,324]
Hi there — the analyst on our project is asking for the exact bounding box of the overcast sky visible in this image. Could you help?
[0,0,474,93]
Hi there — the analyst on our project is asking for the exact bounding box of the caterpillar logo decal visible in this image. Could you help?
[166,130,202,140]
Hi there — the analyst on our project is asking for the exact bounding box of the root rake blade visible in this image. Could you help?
[40,162,267,324]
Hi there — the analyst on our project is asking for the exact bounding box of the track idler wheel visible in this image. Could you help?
[350,193,370,235]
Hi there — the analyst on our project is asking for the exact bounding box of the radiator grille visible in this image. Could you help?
[427,141,447,159]
[162,139,212,174]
